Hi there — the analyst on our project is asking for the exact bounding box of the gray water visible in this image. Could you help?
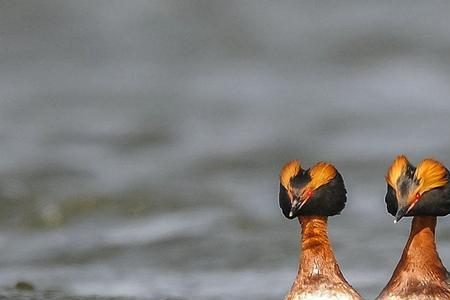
[2,1,450,299]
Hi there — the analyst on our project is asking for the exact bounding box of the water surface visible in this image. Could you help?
[1,1,450,299]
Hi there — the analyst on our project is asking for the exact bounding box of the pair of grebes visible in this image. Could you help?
[279,155,450,300]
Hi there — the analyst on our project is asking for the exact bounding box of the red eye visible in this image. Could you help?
[307,189,313,198]
[415,192,421,200]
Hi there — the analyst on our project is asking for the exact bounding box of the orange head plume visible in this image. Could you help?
[307,162,337,191]
[279,160,302,190]
[386,155,410,190]
[415,159,448,195]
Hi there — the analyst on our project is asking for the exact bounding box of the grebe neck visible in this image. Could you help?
[297,216,341,279]
[377,216,450,299]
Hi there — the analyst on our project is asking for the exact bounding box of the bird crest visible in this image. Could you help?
[386,155,409,190]
[415,159,448,194]
[280,160,301,189]
[308,162,337,190]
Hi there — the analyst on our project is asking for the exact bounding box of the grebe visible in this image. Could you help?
[279,160,363,300]
[377,155,450,299]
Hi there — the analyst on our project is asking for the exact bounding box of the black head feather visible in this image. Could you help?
[279,183,293,219]
[408,170,450,216]
[298,171,347,216]
[385,185,398,216]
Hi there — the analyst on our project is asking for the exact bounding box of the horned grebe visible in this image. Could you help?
[377,155,450,299]
[279,160,363,300]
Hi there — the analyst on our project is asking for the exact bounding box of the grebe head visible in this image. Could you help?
[385,155,450,223]
[278,160,346,219]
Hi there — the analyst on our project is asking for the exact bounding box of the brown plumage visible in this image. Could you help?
[278,161,363,300]
[377,216,450,299]
[378,155,450,299]
[285,216,363,300]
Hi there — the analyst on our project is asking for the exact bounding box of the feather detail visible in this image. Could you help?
[415,159,448,195]
[308,162,337,190]
[280,160,301,189]
[386,155,409,190]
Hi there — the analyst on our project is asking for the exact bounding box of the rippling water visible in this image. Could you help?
[2,1,450,299]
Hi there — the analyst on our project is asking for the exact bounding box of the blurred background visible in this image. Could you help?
[1,1,450,299]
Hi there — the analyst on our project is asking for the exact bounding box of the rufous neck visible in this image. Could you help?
[398,216,446,280]
[297,216,342,279]
[409,215,436,243]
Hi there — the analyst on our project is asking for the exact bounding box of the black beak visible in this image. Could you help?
[288,200,302,219]
[394,206,408,223]
[279,185,308,220]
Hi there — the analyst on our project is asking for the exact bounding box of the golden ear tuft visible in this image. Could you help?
[415,159,448,194]
[308,162,337,190]
[280,160,301,189]
[386,155,409,188]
